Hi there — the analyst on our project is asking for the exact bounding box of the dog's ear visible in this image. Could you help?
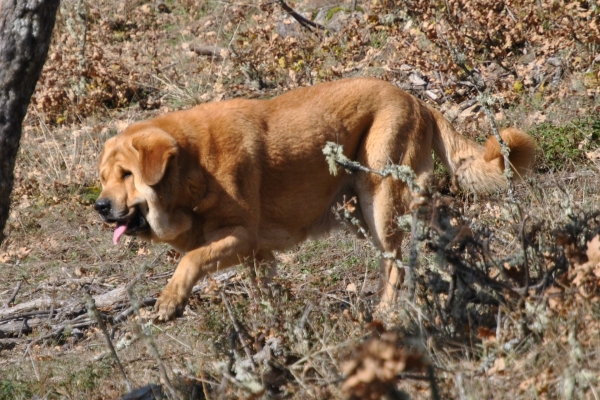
[132,129,178,186]
[97,136,116,173]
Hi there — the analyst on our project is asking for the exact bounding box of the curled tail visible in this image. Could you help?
[429,106,537,192]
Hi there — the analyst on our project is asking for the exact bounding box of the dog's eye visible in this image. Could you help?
[122,170,132,179]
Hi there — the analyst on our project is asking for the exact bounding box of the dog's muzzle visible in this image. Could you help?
[94,198,113,219]
[94,198,149,244]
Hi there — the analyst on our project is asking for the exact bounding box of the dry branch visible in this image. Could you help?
[449,52,514,193]
[2,280,21,308]
[0,338,22,351]
[190,44,227,59]
[84,291,132,392]
[0,270,238,338]
[221,291,257,372]
[277,0,325,31]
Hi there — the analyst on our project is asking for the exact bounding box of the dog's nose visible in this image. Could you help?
[94,198,112,216]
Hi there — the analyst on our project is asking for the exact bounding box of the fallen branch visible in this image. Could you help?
[0,338,22,350]
[84,291,132,392]
[1,270,239,338]
[2,280,22,308]
[190,43,227,59]
[23,318,92,356]
[221,290,257,372]
[277,0,326,31]
[449,50,514,194]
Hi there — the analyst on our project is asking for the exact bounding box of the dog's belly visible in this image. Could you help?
[257,182,355,251]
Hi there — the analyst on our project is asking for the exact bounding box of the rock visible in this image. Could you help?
[459,103,483,121]
[518,52,536,64]
[570,79,587,94]
[379,13,398,26]
[314,6,362,32]
[546,57,563,67]
[425,90,439,101]
[277,17,302,38]
[408,73,427,86]
[121,384,164,400]
[327,10,352,31]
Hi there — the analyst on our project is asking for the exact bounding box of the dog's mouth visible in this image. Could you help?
[110,207,150,245]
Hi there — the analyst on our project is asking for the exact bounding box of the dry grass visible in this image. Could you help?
[2,0,600,399]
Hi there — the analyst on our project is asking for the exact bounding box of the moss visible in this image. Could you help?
[80,185,101,204]
[326,6,345,20]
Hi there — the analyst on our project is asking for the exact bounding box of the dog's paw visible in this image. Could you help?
[154,290,186,321]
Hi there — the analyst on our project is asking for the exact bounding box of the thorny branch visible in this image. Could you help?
[323,142,420,192]
[324,142,423,302]
[449,51,515,196]
[322,141,580,344]
[84,291,132,392]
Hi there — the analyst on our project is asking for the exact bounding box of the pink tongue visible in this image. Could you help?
[113,223,128,245]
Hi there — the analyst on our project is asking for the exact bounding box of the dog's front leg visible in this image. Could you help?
[155,226,254,321]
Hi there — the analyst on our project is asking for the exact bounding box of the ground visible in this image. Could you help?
[1,0,600,399]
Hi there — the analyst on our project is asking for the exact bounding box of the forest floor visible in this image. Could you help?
[1,0,600,398]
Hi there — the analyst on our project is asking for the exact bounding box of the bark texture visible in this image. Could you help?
[0,0,59,244]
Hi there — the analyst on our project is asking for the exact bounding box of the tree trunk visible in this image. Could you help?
[0,0,60,245]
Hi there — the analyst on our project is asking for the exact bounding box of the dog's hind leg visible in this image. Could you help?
[353,116,435,307]
[355,177,407,305]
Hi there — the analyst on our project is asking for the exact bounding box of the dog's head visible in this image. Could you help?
[95,125,185,244]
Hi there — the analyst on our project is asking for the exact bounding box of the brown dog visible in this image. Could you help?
[95,78,536,320]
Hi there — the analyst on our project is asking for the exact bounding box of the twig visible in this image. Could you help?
[477,92,514,195]
[0,310,51,322]
[3,280,22,308]
[505,5,517,22]
[114,297,156,323]
[407,209,419,300]
[427,365,441,400]
[449,51,514,195]
[23,319,92,356]
[220,290,257,372]
[93,334,140,362]
[199,369,212,400]
[297,302,314,334]
[84,291,132,392]
[444,266,457,313]
[277,0,326,31]
[127,283,180,399]
[520,215,531,293]
[323,142,419,192]
[18,317,27,338]
[324,143,422,302]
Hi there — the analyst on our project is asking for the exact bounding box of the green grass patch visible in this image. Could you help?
[528,115,600,171]
[0,380,33,400]
[80,185,101,204]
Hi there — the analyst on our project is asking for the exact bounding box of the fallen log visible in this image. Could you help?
[0,270,238,337]
[189,43,227,59]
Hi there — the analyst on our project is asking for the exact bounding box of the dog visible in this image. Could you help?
[95,77,536,320]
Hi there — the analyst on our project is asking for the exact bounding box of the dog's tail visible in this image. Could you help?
[428,106,537,192]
